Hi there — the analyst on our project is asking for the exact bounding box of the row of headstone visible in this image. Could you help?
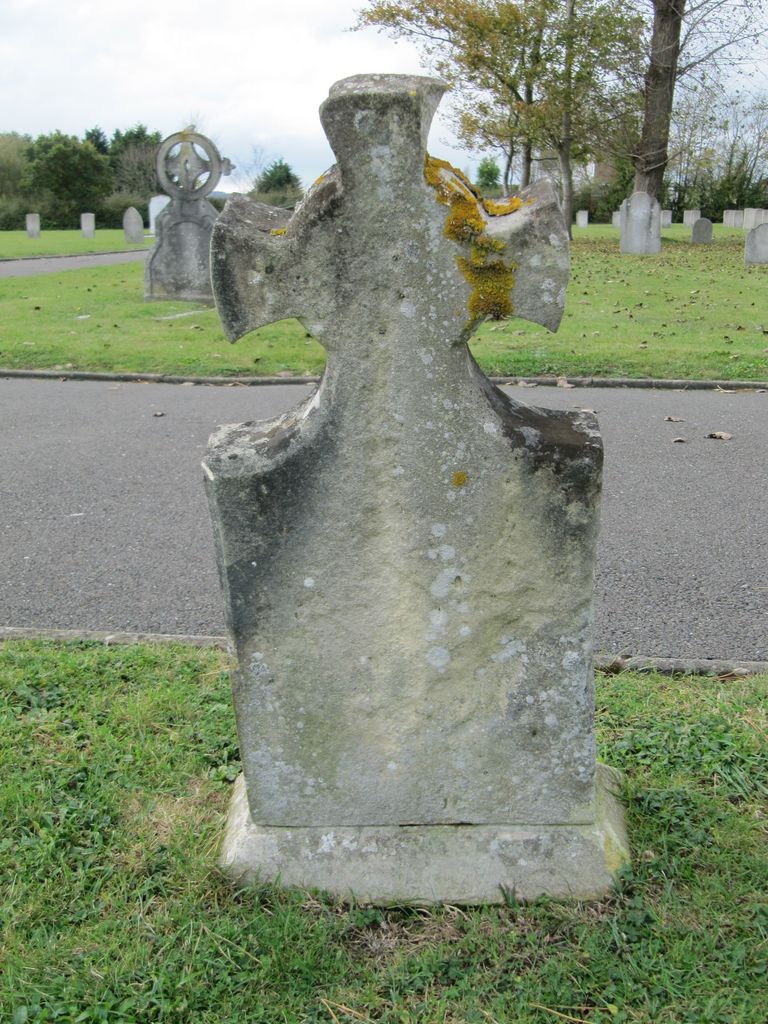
[25,210,147,242]
[743,209,768,230]
[612,208,671,229]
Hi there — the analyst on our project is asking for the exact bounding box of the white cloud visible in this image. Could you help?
[0,0,479,188]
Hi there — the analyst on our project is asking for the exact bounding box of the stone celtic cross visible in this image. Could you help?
[145,128,233,302]
[205,75,628,903]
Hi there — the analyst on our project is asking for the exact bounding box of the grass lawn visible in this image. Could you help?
[0,225,766,381]
[1,640,766,1023]
[0,230,150,259]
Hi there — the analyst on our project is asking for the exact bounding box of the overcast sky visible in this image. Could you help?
[0,0,477,190]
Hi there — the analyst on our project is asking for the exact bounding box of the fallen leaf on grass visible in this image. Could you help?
[664,415,684,422]
[706,431,732,440]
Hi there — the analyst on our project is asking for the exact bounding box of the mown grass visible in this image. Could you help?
[1,640,766,1023]
[0,230,150,259]
[0,225,767,380]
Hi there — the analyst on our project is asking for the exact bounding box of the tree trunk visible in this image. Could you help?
[558,143,574,240]
[521,141,532,188]
[633,0,686,199]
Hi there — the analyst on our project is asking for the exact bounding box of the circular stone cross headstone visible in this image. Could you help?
[156,129,230,199]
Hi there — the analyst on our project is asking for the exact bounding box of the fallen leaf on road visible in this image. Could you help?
[664,415,684,422]
[153,411,165,418]
[672,437,687,443]
[715,386,737,394]
[556,376,575,389]
[706,431,732,440]
[517,380,538,388]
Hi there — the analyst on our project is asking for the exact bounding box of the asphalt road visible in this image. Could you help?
[0,250,148,278]
[1,376,765,660]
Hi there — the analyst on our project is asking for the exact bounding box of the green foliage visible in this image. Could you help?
[1,641,766,1022]
[108,124,162,196]
[84,126,109,155]
[97,193,149,230]
[0,132,31,198]
[476,156,501,189]
[255,158,301,193]
[23,132,113,228]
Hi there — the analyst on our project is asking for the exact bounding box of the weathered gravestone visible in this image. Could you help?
[723,210,744,228]
[743,208,764,231]
[205,74,629,904]
[611,211,621,227]
[661,210,672,228]
[145,128,233,302]
[745,223,768,265]
[81,212,95,238]
[683,209,700,227]
[576,209,589,227]
[148,194,171,235]
[691,217,713,244]
[620,192,661,254]
[123,206,144,244]
[25,213,40,238]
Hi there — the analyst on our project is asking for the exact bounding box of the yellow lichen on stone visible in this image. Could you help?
[270,227,287,236]
[457,256,516,320]
[424,154,518,321]
[482,196,523,217]
[452,471,468,488]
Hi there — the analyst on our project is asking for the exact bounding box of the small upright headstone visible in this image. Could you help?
[743,208,759,231]
[148,194,171,235]
[620,192,661,254]
[661,210,672,227]
[611,211,621,227]
[731,210,745,228]
[123,206,144,244]
[576,209,589,228]
[81,212,96,238]
[145,128,234,302]
[691,217,713,244]
[25,213,40,238]
[745,223,768,265]
[206,74,629,904]
[683,209,700,227]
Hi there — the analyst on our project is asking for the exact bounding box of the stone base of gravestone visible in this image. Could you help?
[691,217,713,244]
[123,206,144,244]
[25,213,40,238]
[145,199,218,302]
[746,223,768,265]
[620,193,661,254]
[81,212,95,238]
[220,765,628,903]
[576,209,589,227]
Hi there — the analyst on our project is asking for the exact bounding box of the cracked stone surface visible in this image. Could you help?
[205,74,628,902]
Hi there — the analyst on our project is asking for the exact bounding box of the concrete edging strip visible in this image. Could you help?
[1,627,766,677]
[2,368,768,390]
